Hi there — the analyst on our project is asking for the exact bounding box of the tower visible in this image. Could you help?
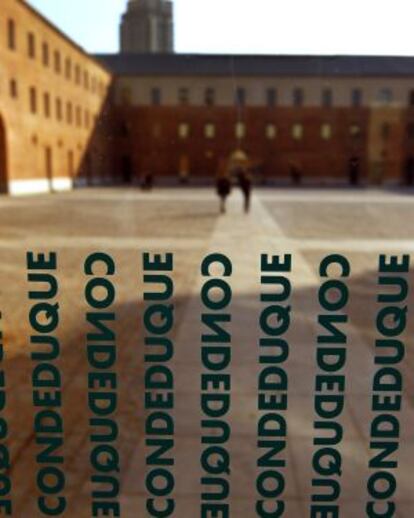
[120,0,174,54]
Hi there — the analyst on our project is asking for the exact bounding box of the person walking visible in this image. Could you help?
[237,168,253,213]
[141,170,154,190]
[216,168,231,214]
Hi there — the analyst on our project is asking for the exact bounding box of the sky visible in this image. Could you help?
[27,0,414,56]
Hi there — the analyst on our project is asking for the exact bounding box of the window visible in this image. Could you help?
[28,32,35,58]
[29,87,37,114]
[321,123,332,140]
[42,42,49,66]
[54,50,61,73]
[9,79,18,99]
[65,58,72,80]
[292,123,303,140]
[91,77,96,93]
[352,88,362,107]
[267,88,277,107]
[7,19,16,50]
[151,87,161,106]
[266,123,277,139]
[205,88,215,107]
[349,124,361,138]
[178,87,189,105]
[377,88,392,105]
[204,123,216,139]
[293,88,304,107]
[235,122,246,139]
[381,122,391,140]
[56,98,62,121]
[75,64,81,85]
[43,92,50,118]
[235,87,246,107]
[84,110,90,129]
[406,123,414,139]
[76,106,81,127]
[178,123,190,139]
[66,102,73,124]
[409,90,414,107]
[68,150,75,178]
[322,89,332,108]
[84,70,89,90]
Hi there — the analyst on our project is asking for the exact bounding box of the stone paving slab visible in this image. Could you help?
[0,188,413,516]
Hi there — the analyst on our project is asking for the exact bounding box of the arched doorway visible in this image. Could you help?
[348,156,360,186]
[45,146,53,192]
[404,156,414,186]
[68,150,74,179]
[85,152,92,186]
[0,116,8,193]
[178,154,189,184]
[121,155,133,184]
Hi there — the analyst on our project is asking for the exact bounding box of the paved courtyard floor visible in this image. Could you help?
[1,187,414,517]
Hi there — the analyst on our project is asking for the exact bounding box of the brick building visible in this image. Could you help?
[0,0,113,195]
[97,53,414,187]
[2,0,414,194]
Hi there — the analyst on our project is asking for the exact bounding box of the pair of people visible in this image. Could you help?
[216,165,252,214]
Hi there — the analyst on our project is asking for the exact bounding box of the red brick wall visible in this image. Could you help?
[115,105,371,185]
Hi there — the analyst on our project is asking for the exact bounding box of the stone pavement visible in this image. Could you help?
[0,188,413,516]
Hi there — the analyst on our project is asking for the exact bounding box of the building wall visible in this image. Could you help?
[113,75,414,185]
[1,0,414,193]
[0,0,114,195]
[114,105,368,184]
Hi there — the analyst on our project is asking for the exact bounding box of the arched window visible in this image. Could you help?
[321,123,332,140]
[66,102,73,124]
[205,88,215,107]
[292,123,303,140]
[293,88,304,107]
[56,98,62,121]
[42,42,49,66]
[204,123,216,139]
[7,19,16,50]
[43,92,50,118]
[235,122,246,139]
[29,87,37,114]
[178,87,189,105]
[65,58,72,80]
[267,88,277,107]
[178,123,190,139]
[322,89,332,108]
[266,123,277,139]
[9,79,18,99]
[27,32,35,58]
[54,50,61,73]
[349,124,361,138]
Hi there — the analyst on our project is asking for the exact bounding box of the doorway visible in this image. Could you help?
[45,146,53,192]
[85,153,92,185]
[121,155,133,184]
[0,116,8,193]
[404,156,414,186]
[348,156,360,186]
[68,150,74,179]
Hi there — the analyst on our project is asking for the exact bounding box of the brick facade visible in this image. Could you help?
[2,0,414,194]
[0,0,113,194]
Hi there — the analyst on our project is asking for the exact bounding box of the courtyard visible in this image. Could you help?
[0,187,414,517]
